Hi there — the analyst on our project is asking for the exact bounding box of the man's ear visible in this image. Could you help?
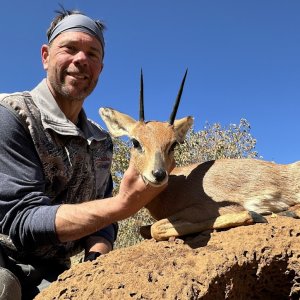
[99,62,104,74]
[41,44,49,71]
[99,107,137,137]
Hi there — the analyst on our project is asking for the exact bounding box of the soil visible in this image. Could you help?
[35,215,300,300]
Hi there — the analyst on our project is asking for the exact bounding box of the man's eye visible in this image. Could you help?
[88,52,101,61]
[65,46,76,53]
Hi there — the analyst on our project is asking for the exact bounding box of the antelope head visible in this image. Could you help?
[99,70,193,186]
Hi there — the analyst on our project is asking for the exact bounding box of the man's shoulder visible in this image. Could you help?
[0,92,32,132]
[0,91,28,99]
[0,93,10,100]
[0,92,26,115]
[0,92,31,106]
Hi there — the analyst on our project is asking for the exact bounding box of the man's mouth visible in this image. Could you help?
[67,72,89,80]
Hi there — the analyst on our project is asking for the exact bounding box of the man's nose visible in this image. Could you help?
[73,51,88,65]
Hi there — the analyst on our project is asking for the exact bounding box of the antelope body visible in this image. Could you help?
[99,71,300,241]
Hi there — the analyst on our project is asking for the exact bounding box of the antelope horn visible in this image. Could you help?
[169,69,188,125]
[139,69,145,122]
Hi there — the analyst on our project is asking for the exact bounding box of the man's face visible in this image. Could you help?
[42,31,104,102]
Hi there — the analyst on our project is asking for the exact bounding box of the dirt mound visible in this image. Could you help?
[35,215,300,300]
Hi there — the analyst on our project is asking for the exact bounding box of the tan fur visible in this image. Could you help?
[100,107,300,240]
[100,107,193,186]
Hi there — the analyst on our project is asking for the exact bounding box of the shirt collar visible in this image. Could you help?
[30,79,107,142]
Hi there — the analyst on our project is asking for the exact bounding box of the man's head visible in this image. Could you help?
[46,9,105,56]
[41,9,105,103]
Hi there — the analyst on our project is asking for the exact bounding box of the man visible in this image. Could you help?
[0,9,164,300]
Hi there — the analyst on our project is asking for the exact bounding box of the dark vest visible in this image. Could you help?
[0,91,113,263]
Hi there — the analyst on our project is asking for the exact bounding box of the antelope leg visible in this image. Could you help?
[278,204,300,219]
[289,204,300,218]
[151,210,267,241]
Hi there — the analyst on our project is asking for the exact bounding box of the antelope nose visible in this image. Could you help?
[152,169,167,182]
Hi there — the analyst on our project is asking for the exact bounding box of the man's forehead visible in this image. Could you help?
[48,14,105,57]
[55,31,103,51]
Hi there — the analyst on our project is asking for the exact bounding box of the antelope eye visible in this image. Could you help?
[169,141,178,153]
[131,138,141,149]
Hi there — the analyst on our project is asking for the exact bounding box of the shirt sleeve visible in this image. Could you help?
[0,105,60,251]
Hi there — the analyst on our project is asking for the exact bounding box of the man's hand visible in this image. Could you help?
[115,160,168,219]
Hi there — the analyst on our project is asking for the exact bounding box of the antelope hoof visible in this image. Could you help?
[150,219,180,241]
[290,209,300,219]
[248,211,268,224]
[140,225,152,239]
[277,210,300,219]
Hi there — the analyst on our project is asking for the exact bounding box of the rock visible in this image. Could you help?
[35,215,300,300]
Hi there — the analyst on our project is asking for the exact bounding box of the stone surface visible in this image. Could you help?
[35,215,300,300]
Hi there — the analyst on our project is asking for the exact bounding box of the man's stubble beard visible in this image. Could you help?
[50,73,98,102]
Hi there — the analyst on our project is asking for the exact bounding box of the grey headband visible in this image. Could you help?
[48,14,105,51]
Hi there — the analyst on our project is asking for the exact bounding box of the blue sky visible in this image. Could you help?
[0,1,299,164]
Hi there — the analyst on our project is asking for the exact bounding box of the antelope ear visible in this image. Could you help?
[173,116,194,143]
[99,107,137,137]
